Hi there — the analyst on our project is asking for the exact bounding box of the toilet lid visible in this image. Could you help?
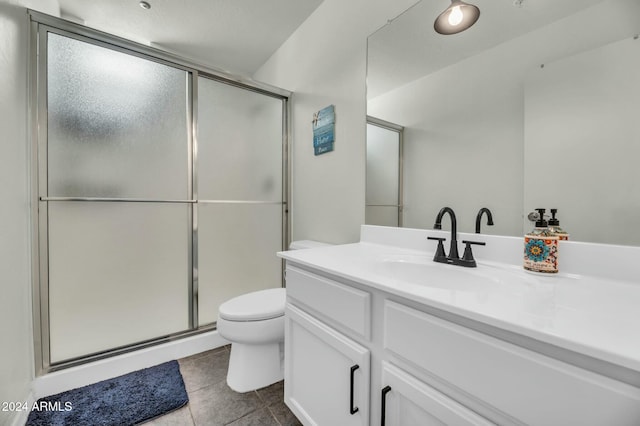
[219,288,286,321]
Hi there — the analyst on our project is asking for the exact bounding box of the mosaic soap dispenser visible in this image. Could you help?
[524,208,559,273]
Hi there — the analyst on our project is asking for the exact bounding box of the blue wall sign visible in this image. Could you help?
[312,105,335,155]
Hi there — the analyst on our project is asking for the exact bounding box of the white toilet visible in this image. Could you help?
[217,240,330,393]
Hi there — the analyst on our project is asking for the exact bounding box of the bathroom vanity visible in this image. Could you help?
[278,225,640,425]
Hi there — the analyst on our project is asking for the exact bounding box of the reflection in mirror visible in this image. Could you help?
[366,117,403,227]
[524,37,640,245]
[367,0,640,245]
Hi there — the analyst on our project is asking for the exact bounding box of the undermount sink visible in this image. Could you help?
[373,253,539,290]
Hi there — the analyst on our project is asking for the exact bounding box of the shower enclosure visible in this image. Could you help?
[30,12,289,373]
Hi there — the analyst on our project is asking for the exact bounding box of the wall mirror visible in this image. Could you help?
[366,0,640,246]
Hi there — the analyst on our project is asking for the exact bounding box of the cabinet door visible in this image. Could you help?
[285,304,370,426]
[380,362,494,426]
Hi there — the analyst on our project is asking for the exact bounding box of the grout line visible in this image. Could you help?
[254,389,266,405]
[187,404,197,426]
[222,406,261,426]
[266,405,283,426]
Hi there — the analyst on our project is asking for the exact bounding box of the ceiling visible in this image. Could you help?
[48,0,323,77]
[367,0,605,99]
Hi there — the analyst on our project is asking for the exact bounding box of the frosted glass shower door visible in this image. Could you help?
[45,33,191,362]
[197,77,284,325]
[47,203,190,362]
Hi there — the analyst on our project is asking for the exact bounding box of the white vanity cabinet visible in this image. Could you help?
[384,300,640,425]
[284,262,640,426]
[284,266,371,426]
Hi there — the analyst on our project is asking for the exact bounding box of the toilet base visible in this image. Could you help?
[226,341,283,393]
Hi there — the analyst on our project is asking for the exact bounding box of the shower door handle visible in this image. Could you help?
[349,364,359,415]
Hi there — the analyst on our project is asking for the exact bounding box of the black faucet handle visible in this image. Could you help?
[462,240,486,246]
[455,240,486,268]
[427,236,448,264]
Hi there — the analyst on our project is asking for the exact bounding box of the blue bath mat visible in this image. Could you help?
[26,360,188,426]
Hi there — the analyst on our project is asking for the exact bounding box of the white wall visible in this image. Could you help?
[0,4,33,426]
[254,0,417,244]
[0,2,58,425]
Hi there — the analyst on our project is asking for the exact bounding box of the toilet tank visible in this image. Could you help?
[289,240,331,250]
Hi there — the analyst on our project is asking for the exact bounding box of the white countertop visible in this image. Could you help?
[279,240,640,374]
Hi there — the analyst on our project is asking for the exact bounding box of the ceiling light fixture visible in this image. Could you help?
[434,0,480,35]
[139,1,151,10]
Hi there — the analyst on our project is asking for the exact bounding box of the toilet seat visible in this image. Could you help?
[218,288,286,322]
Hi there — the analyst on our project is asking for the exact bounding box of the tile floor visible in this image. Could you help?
[144,346,301,426]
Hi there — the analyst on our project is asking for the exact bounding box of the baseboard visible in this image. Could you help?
[9,389,36,426]
[33,330,228,399]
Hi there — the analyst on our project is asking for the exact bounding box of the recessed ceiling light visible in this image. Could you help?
[139,1,151,10]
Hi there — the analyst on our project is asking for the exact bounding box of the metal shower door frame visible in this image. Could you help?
[29,10,291,375]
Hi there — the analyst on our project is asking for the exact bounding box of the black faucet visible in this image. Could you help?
[429,207,486,267]
[433,207,459,262]
[475,207,494,234]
